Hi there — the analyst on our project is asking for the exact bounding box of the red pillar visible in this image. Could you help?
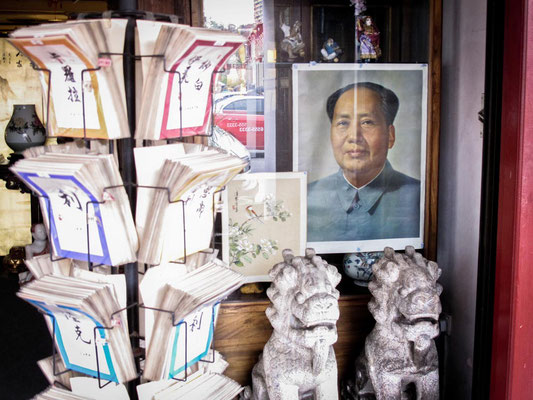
[491,0,533,398]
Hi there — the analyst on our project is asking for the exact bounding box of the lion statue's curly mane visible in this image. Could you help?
[250,248,342,400]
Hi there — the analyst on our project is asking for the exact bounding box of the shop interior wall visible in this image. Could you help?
[438,0,486,398]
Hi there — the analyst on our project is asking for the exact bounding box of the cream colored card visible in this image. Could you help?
[133,143,187,241]
[138,263,188,349]
[136,20,176,85]
[222,172,307,282]
[70,377,130,400]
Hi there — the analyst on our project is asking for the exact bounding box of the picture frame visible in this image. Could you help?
[222,172,307,282]
[292,63,428,254]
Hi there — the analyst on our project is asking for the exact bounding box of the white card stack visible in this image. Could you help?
[25,254,73,279]
[142,261,245,381]
[151,371,243,400]
[135,21,246,139]
[11,153,138,266]
[32,386,94,400]
[9,19,129,139]
[23,139,90,159]
[18,275,137,384]
[37,355,82,390]
[135,143,247,265]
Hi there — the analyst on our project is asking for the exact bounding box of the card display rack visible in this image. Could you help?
[8,7,242,398]
[32,184,225,269]
[28,57,225,143]
[37,295,222,389]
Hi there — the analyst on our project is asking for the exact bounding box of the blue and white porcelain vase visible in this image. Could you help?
[4,104,46,153]
[343,251,384,286]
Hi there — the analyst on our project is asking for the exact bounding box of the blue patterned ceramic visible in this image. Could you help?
[342,251,384,286]
[5,104,46,153]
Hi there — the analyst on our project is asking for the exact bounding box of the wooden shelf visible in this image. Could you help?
[215,293,374,386]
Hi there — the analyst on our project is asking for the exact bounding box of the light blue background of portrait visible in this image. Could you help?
[293,64,426,183]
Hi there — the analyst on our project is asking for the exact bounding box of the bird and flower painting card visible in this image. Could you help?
[222,172,306,282]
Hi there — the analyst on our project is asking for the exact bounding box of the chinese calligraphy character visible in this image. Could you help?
[64,312,81,323]
[200,186,211,199]
[194,78,203,91]
[67,86,81,103]
[188,55,202,65]
[62,65,76,82]
[196,201,205,217]
[190,311,203,332]
[199,60,212,71]
[75,325,92,345]
[58,188,82,210]
[180,65,191,84]
[49,52,65,64]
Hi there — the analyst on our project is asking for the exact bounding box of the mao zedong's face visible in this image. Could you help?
[330,87,395,188]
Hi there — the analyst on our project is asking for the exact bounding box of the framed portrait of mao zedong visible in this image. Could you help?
[292,63,428,254]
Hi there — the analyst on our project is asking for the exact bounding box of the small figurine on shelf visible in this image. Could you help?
[357,15,382,62]
[2,246,26,275]
[25,223,49,259]
[320,38,343,62]
[279,16,305,62]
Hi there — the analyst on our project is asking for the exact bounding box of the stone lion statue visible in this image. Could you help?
[354,246,442,400]
[250,248,342,400]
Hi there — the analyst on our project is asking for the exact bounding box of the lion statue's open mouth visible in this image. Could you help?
[291,317,337,331]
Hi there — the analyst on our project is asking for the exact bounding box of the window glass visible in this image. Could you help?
[255,98,264,114]
[204,0,267,167]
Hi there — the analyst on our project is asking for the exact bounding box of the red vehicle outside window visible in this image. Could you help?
[213,95,264,153]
